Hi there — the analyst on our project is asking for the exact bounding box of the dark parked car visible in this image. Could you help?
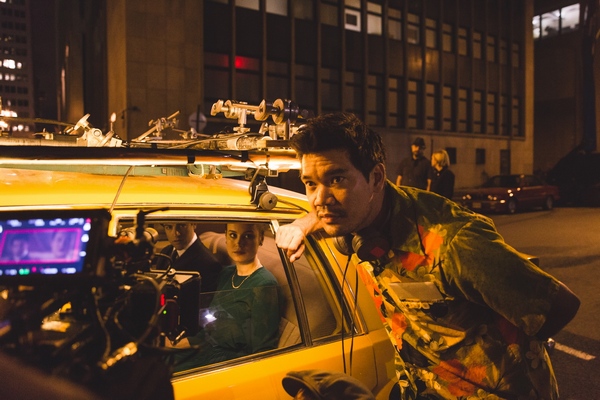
[458,174,560,214]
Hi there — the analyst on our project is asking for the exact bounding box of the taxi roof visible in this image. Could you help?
[0,167,308,216]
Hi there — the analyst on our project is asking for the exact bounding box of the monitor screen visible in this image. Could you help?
[0,209,110,281]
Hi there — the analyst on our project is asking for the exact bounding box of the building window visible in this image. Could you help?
[533,3,580,40]
[321,67,341,111]
[442,23,453,52]
[293,0,313,20]
[407,13,420,45]
[321,3,339,27]
[486,35,496,62]
[458,27,468,56]
[561,3,580,32]
[442,85,454,131]
[500,95,509,136]
[511,42,520,68]
[540,11,560,37]
[458,88,468,132]
[473,90,483,133]
[388,76,403,127]
[407,79,421,129]
[499,39,507,65]
[425,18,437,49]
[388,7,402,40]
[344,71,363,113]
[425,83,438,130]
[486,92,496,134]
[446,147,457,165]
[295,64,316,109]
[475,148,486,165]
[266,0,287,16]
[512,97,521,136]
[367,2,382,35]
[367,73,384,126]
[473,31,482,59]
[345,9,361,32]
[236,0,259,11]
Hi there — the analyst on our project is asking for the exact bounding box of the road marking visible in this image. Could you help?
[554,342,596,361]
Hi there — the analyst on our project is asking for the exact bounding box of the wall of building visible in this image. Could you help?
[107,0,204,141]
[534,31,582,172]
[62,0,536,189]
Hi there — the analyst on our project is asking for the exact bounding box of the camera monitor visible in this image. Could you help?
[0,209,110,284]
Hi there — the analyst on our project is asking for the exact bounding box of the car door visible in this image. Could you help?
[521,175,544,208]
[167,219,391,399]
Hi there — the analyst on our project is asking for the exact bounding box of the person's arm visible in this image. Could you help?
[426,178,432,191]
[276,212,321,262]
[536,281,580,340]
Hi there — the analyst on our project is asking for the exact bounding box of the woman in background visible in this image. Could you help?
[428,149,455,199]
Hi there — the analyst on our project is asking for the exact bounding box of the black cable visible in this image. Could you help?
[340,254,352,375]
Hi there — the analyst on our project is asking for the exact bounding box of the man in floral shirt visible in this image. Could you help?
[276,112,580,399]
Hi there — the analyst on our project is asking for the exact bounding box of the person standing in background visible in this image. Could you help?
[395,137,430,190]
[429,149,455,199]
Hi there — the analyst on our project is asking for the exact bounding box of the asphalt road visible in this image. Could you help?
[489,207,600,400]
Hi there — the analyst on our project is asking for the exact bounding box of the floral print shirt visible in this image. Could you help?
[358,183,560,399]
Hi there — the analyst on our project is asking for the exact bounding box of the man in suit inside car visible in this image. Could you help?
[155,223,222,298]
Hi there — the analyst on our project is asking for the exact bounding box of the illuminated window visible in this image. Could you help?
[3,59,15,69]
[367,2,381,36]
[442,85,454,131]
[425,18,437,49]
[345,9,361,32]
[442,23,453,52]
[266,0,287,16]
[561,4,579,32]
[236,0,258,11]
[425,83,438,130]
[541,10,559,37]
[321,3,338,27]
[407,13,420,44]
[293,0,313,20]
[407,79,421,129]
[388,7,401,40]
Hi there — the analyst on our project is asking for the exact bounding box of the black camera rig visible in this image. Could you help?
[0,208,195,399]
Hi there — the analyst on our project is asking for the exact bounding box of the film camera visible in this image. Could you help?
[0,209,199,399]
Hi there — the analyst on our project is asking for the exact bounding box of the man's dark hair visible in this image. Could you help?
[290,112,386,181]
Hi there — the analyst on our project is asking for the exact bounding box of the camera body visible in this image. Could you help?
[0,209,187,399]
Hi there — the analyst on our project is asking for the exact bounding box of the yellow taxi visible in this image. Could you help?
[0,101,396,399]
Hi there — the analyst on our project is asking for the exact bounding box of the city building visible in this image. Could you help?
[54,1,540,188]
[533,0,600,172]
[0,0,35,136]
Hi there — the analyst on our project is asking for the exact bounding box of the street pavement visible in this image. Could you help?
[490,207,599,400]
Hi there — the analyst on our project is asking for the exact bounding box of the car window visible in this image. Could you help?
[115,218,346,374]
[114,219,290,371]
[291,245,345,342]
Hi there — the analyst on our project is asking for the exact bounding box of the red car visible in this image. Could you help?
[458,174,560,214]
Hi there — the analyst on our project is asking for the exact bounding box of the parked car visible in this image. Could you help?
[0,147,396,399]
[458,174,560,214]
[546,146,600,206]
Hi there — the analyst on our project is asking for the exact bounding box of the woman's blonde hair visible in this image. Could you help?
[432,149,450,168]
